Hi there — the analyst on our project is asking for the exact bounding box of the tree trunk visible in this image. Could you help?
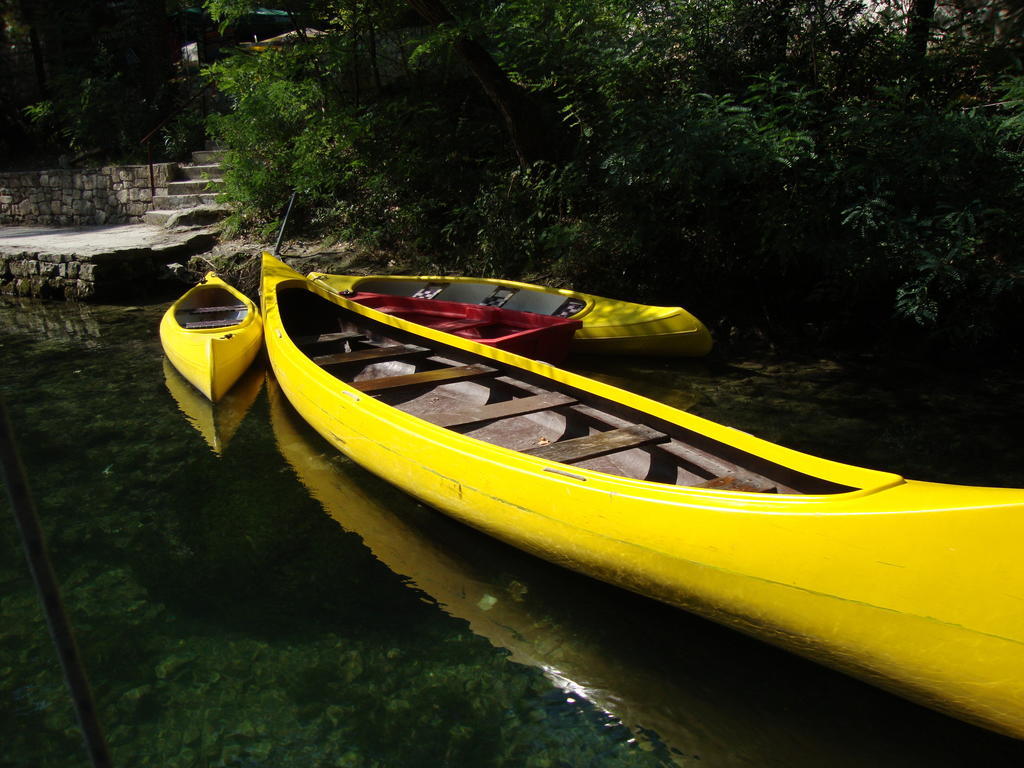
[405,0,566,166]
[16,0,49,98]
[908,0,936,60]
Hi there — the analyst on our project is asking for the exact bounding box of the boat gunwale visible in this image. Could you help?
[572,323,706,340]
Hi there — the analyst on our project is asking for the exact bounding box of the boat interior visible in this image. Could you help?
[278,287,853,496]
[351,294,579,341]
[175,286,248,330]
[353,278,588,318]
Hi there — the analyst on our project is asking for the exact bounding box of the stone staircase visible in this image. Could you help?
[144,149,229,228]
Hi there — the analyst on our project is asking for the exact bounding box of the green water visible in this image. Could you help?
[2,296,1023,768]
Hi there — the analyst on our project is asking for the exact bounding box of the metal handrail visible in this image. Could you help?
[139,82,214,196]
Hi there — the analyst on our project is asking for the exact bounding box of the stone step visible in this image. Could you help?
[192,149,226,164]
[152,192,221,209]
[145,205,230,228]
[177,164,224,181]
[144,210,177,226]
[167,179,225,195]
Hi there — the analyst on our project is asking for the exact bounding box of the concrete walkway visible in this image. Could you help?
[0,224,214,258]
[1,223,219,301]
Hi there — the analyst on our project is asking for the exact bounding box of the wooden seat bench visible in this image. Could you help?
[523,424,669,464]
[425,392,577,428]
[564,402,789,492]
[191,305,246,313]
[313,344,429,367]
[184,319,239,329]
[353,364,497,394]
[294,331,365,346]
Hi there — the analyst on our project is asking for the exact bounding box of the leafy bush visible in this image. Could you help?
[204,0,1024,353]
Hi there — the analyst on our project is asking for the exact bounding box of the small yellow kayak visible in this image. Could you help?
[159,272,263,402]
[307,272,713,357]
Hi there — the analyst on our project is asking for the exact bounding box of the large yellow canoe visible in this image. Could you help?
[307,271,713,357]
[159,271,263,402]
[263,254,1024,738]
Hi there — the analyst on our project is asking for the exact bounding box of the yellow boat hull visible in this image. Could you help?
[159,272,263,402]
[307,271,713,357]
[265,256,1024,738]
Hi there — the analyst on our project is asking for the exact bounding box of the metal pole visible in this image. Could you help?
[273,191,297,257]
[0,400,113,768]
[147,141,155,198]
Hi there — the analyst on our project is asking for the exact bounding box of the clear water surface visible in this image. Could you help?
[2,296,1024,767]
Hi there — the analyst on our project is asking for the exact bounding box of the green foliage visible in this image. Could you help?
[205,0,1024,353]
[18,0,174,163]
[999,74,1024,138]
[160,102,209,163]
[823,89,1022,339]
[28,48,158,160]
[204,0,263,28]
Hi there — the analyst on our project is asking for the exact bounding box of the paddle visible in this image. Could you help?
[0,399,113,768]
[273,191,297,257]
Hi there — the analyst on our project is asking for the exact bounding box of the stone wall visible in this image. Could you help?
[0,164,176,226]
[0,251,130,301]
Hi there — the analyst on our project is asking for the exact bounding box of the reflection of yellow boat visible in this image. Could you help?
[263,255,1024,739]
[163,357,264,455]
[159,272,263,401]
[308,271,712,357]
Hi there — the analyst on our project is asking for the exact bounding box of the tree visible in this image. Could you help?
[14,0,174,161]
[8,0,48,97]
[908,0,937,59]
[405,0,569,166]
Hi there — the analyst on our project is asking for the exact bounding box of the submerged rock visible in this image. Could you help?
[155,652,196,680]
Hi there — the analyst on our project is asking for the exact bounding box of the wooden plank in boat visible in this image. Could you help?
[524,424,668,464]
[184,319,238,329]
[427,392,577,428]
[192,304,245,313]
[657,441,787,491]
[353,364,497,393]
[313,344,429,367]
[294,331,365,346]
[567,402,789,491]
[492,376,789,491]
